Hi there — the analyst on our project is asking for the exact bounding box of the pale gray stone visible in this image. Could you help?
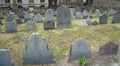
[24,13,33,22]
[75,6,81,12]
[23,33,56,64]
[34,14,42,23]
[86,17,92,25]
[0,49,14,66]
[69,38,91,61]
[6,14,14,22]
[25,20,36,31]
[95,9,101,17]
[77,22,88,26]
[45,9,54,22]
[75,12,81,19]
[82,9,89,19]
[56,5,71,28]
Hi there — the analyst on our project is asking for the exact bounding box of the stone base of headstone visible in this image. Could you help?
[5,21,17,33]
[44,21,55,30]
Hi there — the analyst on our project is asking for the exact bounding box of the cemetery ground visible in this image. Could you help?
[0,14,120,66]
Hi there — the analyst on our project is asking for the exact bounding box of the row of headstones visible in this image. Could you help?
[0,32,119,66]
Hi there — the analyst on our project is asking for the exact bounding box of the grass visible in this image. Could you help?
[0,14,120,66]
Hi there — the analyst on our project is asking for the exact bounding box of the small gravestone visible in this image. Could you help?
[95,9,101,17]
[45,9,54,22]
[99,41,119,56]
[25,20,36,31]
[99,14,108,24]
[56,5,71,28]
[75,12,81,19]
[34,14,42,23]
[17,9,25,18]
[75,6,81,12]
[15,19,22,24]
[23,33,56,64]
[92,21,98,25]
[112,11,120,23]
[0,49,14,66]
[86,17,92,25]
[69,38,91,61]
[6,14,14,22]
[82,9,89,19]
[24,13,33,22]
[5,21,17,33]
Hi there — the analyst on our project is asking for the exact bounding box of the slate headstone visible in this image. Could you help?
[99,41,119,55]
[69,38,91,61]
[34,14,42,23]
[86,17,92,25]
[25,20,36,31]
[23,33,56,64]
[75,12,81,19]
[95,9,101,17]
[45,9,54,22]
[112,11,120,23]
[99,14,108,24]
[17,9,25,18]
[6,14,14,22]
[56,5,71,28]
[82,9,89,19]
[0,49,14,66]
[5,21,17,33]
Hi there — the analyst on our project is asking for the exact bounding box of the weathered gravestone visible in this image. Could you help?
[44,9,55,30]
[25,20,36,31]
[5,21,17,33]
[112,11,120,23]
[99,41,119,56]
[17,9,25,18]
[0,49,14,66]
[95,9,101,17]
[22,33,56,64]
[75,6,81,12]
[34,14,42,23]
[6,14,14,22]
[24,13,33,22]
[69,38,91,61]
[99,14,108,24]
[75,12,81,19]
[56,5,71,28]
[86,17,92,25]
[82,9,89,19]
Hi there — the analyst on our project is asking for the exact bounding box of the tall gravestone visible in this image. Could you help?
[112,11,120,23]
[44,9,55,30]
[69,38,91,61]
[34,14,42,23]
[6,14,14,22]
[75,12,81,19]
[0,49,14,66]
[5,21,17,33]
[82,9,89,19]
[99,41,119,56]
[25,20,36,31]
[56,5,71,28]
[95,9,101,17]
[22,33,56,64]
[99,14,108,24]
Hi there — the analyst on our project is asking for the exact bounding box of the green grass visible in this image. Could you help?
[0,15,120,66]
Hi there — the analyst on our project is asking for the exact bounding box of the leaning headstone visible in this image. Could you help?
[23,33,56,64]
[99,14,108,24]
[17,9,25,18]
[56,5,71,28]
[24,13,33,22]
[112,11,120,23]
[5,21,17,33]
[75,6,81,12]
[75,12,81,19]
[0,49,14,66]
[95,9,101,17]
[86,17,92,25]
[69,38,91,61]
[25,20,36,31]
[82,9,89,19]
[99,41,119,56]
[34,14,42,23]
[6,14,14,22]
[45,9,54,22]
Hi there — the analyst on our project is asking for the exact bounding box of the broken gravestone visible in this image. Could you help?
[22,33,56,64]
[69,38,91,61]
[0,49,14,66]
[99,41,119,56]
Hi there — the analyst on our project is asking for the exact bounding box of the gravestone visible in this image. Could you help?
[95,9,101,17]
[82,9,89,19]
[75,6,81,12]
[44,21,55,30]
[69,38,91,61]
[34,14,42,23]
[17,9,25,18]
[0,49,14,66]
[75,12,81,19]
[112,11,120,23]
[103,10,109,16]
[56,5,71,28]
[25,20,36,31]
[45,9,54,22]
[5,21,17,33]
[24,13,33,22]
[6,14,14,22]
[92,21,98,25]
[99,14,108,24]
[23,33,56,64]
[108,9,115,16]
[30,13,35,18]
[86,17,92,25]
[77,22,88,26]
[99,41,119,55]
